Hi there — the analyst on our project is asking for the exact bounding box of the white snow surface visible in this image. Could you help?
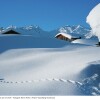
[87,3,100,40]
[0,43,100,95]
[72,38,98,45]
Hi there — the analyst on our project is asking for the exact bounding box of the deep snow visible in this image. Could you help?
[0,21,99,95]
[0,35,70,53]
[0,40,100,95]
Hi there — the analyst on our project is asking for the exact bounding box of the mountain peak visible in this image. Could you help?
[0,25,91,39]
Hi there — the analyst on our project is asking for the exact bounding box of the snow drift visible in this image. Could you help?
[0,45,100,95]
[0,36,70,53]
[87,3,100,41]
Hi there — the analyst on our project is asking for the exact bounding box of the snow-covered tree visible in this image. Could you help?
[86,3,100,46]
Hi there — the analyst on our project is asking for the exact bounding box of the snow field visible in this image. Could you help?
[0,44,100,95]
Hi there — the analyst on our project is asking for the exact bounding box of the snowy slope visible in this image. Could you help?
[0,44,100,95]
[72,37,98,45]
[0,24,99,96]
[0,35,70,53]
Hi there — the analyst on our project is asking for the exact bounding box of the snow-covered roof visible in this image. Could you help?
[55,33,72,39]
[0,28,21,34]
[55,32,81,39]
[0,27,49,37]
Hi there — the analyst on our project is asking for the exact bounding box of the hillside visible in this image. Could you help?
[0,35,70,53]
[0,24,100,96]
[0,44,100,95]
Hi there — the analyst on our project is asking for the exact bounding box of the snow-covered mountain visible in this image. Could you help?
[59,25,90,35]
[0,25,50,37]
[49,25,91,38]
[0,25,91,38]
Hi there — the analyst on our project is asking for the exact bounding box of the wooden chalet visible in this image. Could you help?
[55,33,81,42]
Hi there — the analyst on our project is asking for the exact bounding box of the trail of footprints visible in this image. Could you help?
[0,78,75,84]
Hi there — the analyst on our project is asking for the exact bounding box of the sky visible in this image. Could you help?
[0,0,100,31]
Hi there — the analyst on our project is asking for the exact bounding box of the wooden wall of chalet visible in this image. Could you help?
[56,34,71,42]
[56,34,81,42]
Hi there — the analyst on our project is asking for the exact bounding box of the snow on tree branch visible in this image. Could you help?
[87,3,100,42]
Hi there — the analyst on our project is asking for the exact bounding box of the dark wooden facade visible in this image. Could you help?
[56,34,71,41]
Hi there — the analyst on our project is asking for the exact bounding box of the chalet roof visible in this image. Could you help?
[55,33,72,39]
[0,27,45,37]
[55,32,81,39]
[0,29,21,34]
